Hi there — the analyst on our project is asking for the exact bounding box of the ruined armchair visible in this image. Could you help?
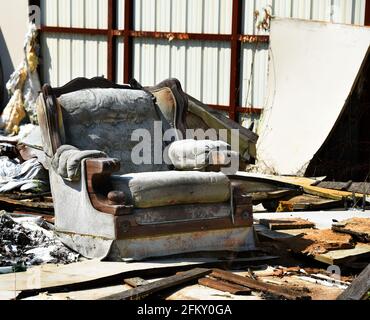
[36,77,258,260]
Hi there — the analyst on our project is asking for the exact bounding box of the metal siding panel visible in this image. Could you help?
[220,0,232,34]
[39,0,367,129]
[186,41,202,99]
[171,0,187,32]
[137,0,155,31]
[218,42,231,105]
[155,40,171,83]
[130,0,233,34]
[98,38,108,77]
[132,38,230,105]
[42,0,58,26]
[187,0,204,33]
[117,0,125,29]
[133,39,141,82]
[273,0,294,18]
[58,0,71,27]
[292,0,312,19]
[42,34,58,86]
[71,0,85,28]
[58,36,72,86]
[98,0,108,29]
[71,35,85,80]
[311,0,332,21]
[42,34,107,86]
[85,0,99,29]
[156,0,171,32]
[170,41,187,86]
[202,43,218,104]
[240,43,269,109]
[133,0,142,30]
[116,37,124,84]
[84,38,97,79]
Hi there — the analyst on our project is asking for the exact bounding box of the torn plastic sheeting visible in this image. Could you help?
[0,157,49,193]
[0,212,79,267]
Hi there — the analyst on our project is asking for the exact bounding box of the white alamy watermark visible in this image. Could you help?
[131,122,240,175]
[29,5,41,28]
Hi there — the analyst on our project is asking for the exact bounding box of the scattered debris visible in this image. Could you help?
[332,218,370,242]
[337,264,370,300]
[100,268,212,300]
[282,229,355,256]
[0,212,77,267]
[198,276,252,296]
[209,269,311,300]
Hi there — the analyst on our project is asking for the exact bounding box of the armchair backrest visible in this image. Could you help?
[37,77,170,174]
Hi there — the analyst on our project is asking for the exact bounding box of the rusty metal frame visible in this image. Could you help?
[32,0,276,118]
[366,0,370,26]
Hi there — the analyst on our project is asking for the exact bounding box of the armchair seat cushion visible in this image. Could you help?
[111,171,230,208]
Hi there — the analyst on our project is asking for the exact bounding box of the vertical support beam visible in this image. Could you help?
[107,0,117,81]
[365,0,370,26]
[124,0,133,83]
[229,0,242,121]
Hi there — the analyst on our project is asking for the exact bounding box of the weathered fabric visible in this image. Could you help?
[52,145,107,181]
[111,171,230,208]
[0,157,49,193]
[168,139,236,170]
[58,88,170,175]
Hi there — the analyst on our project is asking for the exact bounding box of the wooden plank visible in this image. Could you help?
[252,174,367,201]
[283,194,343,211]
[24,285,132,300]
[337,264,370,300]
[210,269,311,300]
[314,243,370,265]
[100,268,211,300]
[198,277,251,295]
[124,277,150,288]
[260,218,315,230]
[254,224,299,240]
[0,259,208,294]
[0,195,54,210]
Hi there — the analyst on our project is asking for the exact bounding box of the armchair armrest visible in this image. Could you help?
[85,158,133,216]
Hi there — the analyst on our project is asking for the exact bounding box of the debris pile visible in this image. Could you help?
[0,212,78,267]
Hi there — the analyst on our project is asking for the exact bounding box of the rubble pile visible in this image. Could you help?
[0,212,78,267]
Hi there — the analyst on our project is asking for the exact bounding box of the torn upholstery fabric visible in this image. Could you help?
[52,145,107,181]
[111,171,230,208]
[168,139,239,171]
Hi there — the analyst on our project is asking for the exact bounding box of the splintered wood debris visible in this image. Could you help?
[332,218,370,242]
[282,229,355,256]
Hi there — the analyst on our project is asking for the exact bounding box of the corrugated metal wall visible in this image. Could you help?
[40,0,367,127]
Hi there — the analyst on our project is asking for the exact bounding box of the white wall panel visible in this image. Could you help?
[41,0,107,28]
[40,0,367,128]
[244,0,366,34]
[41,34,107,87]
[133,39,231,106]
[116,37,125,84]
[133,0,232,34]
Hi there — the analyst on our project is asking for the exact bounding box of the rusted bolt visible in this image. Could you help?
[242,211,250,220]
[120,221,130,233]
[108,191,125,205]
